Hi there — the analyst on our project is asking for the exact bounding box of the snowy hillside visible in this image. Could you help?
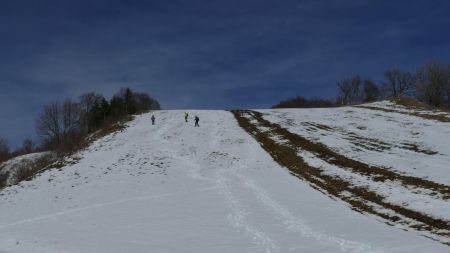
[1,105,449,252]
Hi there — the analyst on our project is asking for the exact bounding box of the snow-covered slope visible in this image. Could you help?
[260,103,450,185]
[0,109,449,252]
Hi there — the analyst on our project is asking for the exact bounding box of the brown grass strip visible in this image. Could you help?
[250,110,450,199]
[232,110,450,241]
[390,97,450,113]
[303,122,393,152]
[355,105,450,123]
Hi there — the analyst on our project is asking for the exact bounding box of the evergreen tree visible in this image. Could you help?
[100,97,110,119]
[109,96,125,118]
[87,101,104,130]
[123,88,137,115]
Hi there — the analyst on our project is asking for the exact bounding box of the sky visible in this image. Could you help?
[1,0,450,148]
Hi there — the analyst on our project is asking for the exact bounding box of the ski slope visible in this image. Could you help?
[0,110,449,252]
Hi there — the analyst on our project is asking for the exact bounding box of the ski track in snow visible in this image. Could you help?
[157,115,280,253]
[216,172,279,253]
[178,115,383,253]
[211,120,279,253]
[239,173,384,253]
[176,122,279,253]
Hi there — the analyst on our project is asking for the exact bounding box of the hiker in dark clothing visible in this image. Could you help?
[184,112,189,122]
[194,115,199,127]
[151,115,155,125]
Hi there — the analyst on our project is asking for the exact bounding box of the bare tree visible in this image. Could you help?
[36,101,61,146]
[36,100,83,149]
[337,79,352,105]
[383,68,415,98]
[134,92,161,111]
[79,93,100,112]
[0,137,10,163]
[62,99,83,143]
[416,60,450,107]
[337,75,364,105]
[362,79,380,102]
[22,139,34,154]
[350,75,362,104]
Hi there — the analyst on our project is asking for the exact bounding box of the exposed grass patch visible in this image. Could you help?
[14,153,58,183]
[232,110,450,243]
[390,97,450,113]
[301,122,393,152]
[0,153,57,190]
[400,143,439,155]
[251,111,450,198]
[355,105,450,123]
[301,121,437,155]
[390,97,435,110]
[0,172,8,189]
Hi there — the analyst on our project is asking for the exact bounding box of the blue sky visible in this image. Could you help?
[1,0,450,148]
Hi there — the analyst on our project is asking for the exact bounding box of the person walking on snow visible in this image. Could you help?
[151,115,155,125]
[184,112,189,122]
[194,115,200,127]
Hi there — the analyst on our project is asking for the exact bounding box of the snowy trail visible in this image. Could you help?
[0,110,448,252]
